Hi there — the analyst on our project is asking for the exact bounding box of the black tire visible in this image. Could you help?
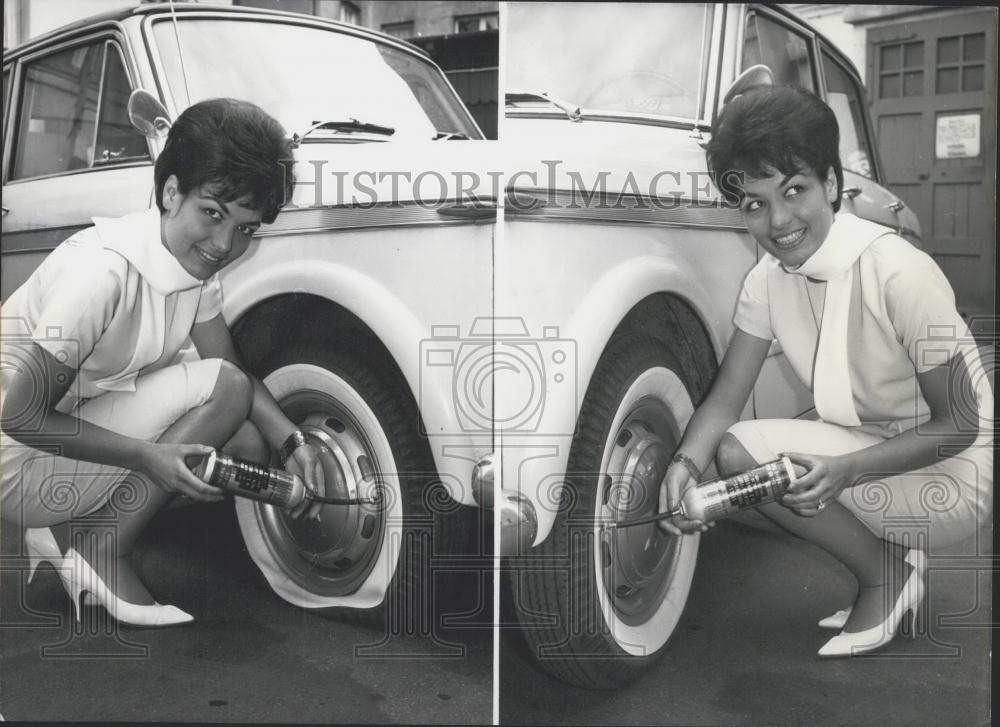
[514,334,701,688]
[236,339,472,630]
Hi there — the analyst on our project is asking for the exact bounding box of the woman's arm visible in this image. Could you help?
[0,342,221,500]
[782,354,980,515]
[658,328,772,534]
[189,314,323,518]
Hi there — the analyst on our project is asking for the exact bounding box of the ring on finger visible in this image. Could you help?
[817,500,827,512]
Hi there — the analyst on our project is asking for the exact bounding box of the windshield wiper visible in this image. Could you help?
[505,89,583,122]
[291,118,396,145]
[434,130,471,140]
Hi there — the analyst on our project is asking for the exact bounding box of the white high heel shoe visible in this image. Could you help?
[65,548,193,627]
[25,527,66,583]
[817,556,925,657]
[817,549,926,629]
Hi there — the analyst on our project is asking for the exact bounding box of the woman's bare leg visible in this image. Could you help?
[52,361,258,605]
[716,433,912,632]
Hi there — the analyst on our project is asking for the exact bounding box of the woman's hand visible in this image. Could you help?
[139,442,225,501]
[780,452,856,516]
[283,442,324,520]
[657,461,711,535]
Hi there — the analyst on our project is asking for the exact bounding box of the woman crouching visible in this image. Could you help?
[1,98,322,627]
[658,85,992,657]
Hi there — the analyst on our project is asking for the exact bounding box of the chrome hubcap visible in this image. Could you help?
[257,390,385,596]
[599,399,682,626]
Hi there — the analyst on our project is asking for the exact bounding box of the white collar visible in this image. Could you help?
[92,208,203,295]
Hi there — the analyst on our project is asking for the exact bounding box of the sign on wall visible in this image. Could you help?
[935,113,981,159]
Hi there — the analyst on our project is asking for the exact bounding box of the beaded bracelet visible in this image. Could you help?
[278,430,308,466]
[670,452,703,482]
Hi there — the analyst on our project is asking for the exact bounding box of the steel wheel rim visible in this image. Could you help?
[592,366,699,656]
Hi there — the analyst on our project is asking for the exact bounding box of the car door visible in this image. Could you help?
[2,34,154,300]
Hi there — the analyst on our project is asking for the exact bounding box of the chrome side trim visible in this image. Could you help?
[258,199,497,237]
[505,189,746,230]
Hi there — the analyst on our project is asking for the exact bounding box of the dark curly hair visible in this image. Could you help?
[705,85,843,212]
[154,98,294,224]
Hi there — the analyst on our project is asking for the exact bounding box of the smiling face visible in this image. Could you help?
[739,165,839,269]
[160,175,264,280]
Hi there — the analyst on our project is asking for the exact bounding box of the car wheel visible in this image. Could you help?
[516,334,700,688]
[235,341,468,625]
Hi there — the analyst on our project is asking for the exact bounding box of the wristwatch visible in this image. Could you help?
[278,430,309,466]
[670,452,703,482]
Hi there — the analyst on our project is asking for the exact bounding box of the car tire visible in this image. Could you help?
[515,333,700,688]
[235,340,471,628]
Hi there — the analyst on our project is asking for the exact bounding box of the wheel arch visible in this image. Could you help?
[221,261,476,503]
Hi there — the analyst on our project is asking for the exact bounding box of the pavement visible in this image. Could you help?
[0,501,493,724]
[500,518,993,726]
[2,496,991,724]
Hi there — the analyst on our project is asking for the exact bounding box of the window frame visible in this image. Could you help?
[935,32,986,95]
[5,31,151,186]
[816,41,883,185]
[876,39,925,99]
[737,7,820,94]
[453,12,499,34]
[2,63,14,181]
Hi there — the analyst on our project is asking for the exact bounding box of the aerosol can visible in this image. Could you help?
[190,450,378,510]
[605,456,797,529]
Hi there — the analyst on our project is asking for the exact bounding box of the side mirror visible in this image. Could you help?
[722,64,775,105]
[127,89,172,140]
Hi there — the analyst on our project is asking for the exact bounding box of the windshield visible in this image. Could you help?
[151,18,480,141]
[506,2,710,121]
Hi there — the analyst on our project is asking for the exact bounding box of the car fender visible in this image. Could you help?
[221,257,482,505]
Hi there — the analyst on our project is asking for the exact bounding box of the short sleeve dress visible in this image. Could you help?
[726,213,993,551]
[1,208,226,525]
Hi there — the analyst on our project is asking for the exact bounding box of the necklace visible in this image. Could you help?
[803,276,826,330]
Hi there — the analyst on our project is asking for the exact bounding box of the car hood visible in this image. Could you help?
[503,117,713,204]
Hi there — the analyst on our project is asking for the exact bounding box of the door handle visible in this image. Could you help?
[1,206,9,217]
[436,200,497,220]
[885,200,905,213]
[841,187,862,200]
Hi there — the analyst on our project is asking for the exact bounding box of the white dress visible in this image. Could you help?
[728,213,993,551]
[1,208,225,525]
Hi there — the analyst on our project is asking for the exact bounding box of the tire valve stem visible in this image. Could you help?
[603,457,796,530]
[190,450,381,511]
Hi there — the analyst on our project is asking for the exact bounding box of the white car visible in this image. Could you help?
[2,3,495,625]
[499,2,922,688]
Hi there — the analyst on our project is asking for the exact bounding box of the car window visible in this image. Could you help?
[93,46,149,166]
[151,19,479,140]
[506,2,710,121]
[821,48,874,179]
[11,41,148,181]
[742,12,815,91]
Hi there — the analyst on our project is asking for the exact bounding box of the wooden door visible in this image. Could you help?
[867,9,997,317]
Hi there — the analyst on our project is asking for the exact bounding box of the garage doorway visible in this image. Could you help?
[867,9,996,318]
